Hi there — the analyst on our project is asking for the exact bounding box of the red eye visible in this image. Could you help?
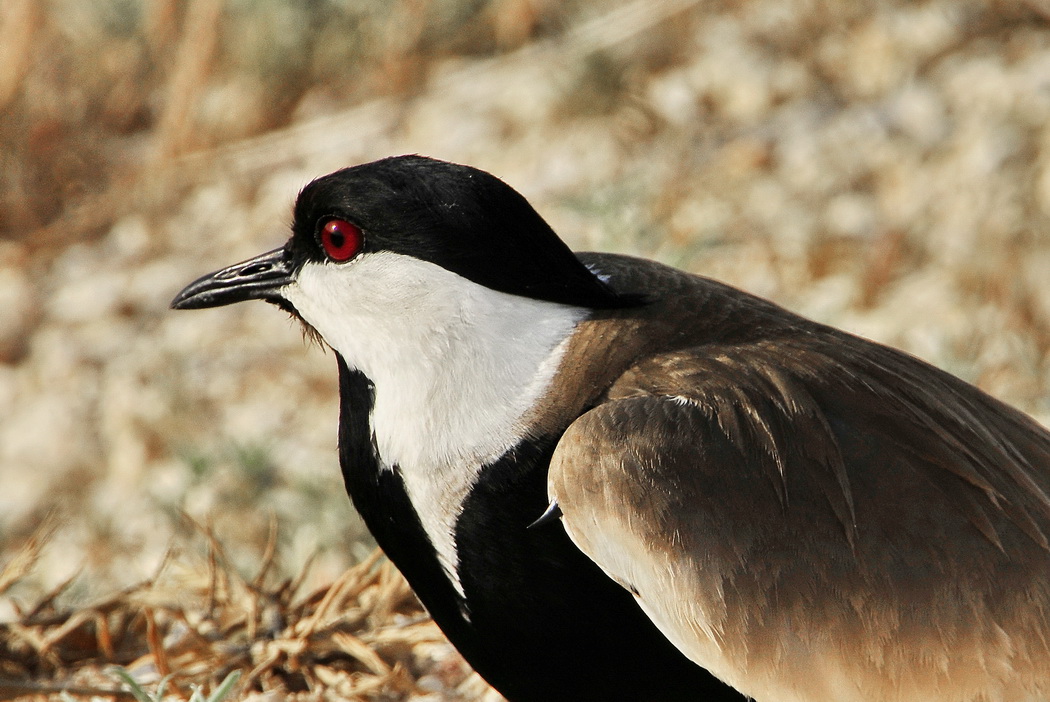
[320,219,362,262]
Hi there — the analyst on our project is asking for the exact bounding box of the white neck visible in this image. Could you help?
[283,252,588,597]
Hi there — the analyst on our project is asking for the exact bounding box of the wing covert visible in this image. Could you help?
[548,342,1050,702]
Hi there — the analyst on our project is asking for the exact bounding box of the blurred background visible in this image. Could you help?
[3,0,1050,697]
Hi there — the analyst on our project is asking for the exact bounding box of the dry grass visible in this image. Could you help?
[0,520,485,701]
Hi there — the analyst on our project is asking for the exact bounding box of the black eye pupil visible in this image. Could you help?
[330,232,344,248]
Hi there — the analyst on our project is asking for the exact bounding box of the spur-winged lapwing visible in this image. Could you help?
[172,155,1050,702]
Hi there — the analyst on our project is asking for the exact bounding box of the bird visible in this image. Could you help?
[172,155,1050,702]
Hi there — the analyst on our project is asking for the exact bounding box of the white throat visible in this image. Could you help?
[283,251,588,597]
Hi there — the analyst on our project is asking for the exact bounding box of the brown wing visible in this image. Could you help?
[548,337,1050,702]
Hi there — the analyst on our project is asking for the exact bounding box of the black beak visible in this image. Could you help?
[171,247,295,310]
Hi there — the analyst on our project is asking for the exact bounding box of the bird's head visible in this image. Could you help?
[171,156,632,350]
[172,155,644,469]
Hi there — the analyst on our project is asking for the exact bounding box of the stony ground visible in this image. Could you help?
[3,0,1050,699]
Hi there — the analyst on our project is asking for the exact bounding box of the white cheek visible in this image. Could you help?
[282,251,587,598]
[287,256,453,347]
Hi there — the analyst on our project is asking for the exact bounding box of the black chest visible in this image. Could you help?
[335,357,744,702]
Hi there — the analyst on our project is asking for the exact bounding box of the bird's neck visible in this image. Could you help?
[365,296,586,471]
[311,270,589,595]
[289,253,590,468]
[382,303,586,594]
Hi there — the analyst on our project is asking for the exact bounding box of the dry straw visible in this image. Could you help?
[0,517,480,701]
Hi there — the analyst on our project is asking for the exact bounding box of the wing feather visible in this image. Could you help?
[549,338,1050,702]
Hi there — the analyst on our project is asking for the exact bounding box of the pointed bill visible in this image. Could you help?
[171,247,294,310]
